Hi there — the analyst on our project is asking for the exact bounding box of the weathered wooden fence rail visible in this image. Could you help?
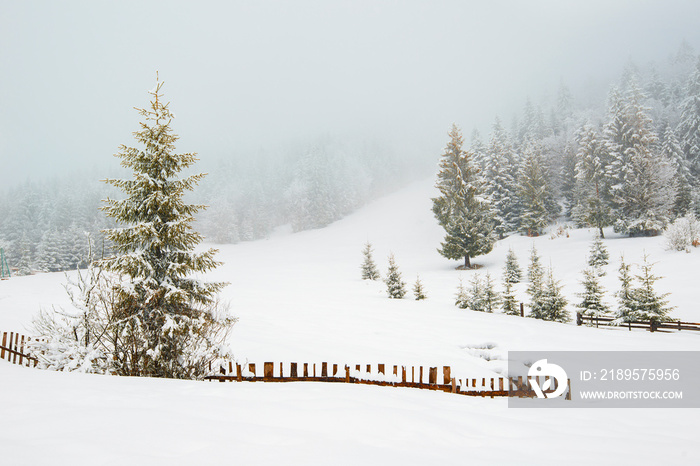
[206,361,571,399]
[2,331,568,399]
[576,312,700,332]
[0,332,38,367]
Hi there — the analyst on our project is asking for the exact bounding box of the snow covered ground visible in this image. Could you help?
[2,178,700,465]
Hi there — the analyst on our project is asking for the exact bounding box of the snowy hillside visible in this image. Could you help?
[2,178,700,465]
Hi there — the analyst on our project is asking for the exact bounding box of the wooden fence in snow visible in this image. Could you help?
[1,330,569,399]
[576,312,700,332]
[205,361,571,399]
[0,332,38,367]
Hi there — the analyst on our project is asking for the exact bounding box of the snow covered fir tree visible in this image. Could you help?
[97,77,236,378]
[587,234,610,276]
[413,275,427,301]
[432,124,495,268]
[360,241,381,280]
[503,247,522,284]
[628,254,674,324]
[385,253,406,299]
[576,268,610,318]
[29,78,237,379]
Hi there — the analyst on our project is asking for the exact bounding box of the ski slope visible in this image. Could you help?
[1,178,699,465]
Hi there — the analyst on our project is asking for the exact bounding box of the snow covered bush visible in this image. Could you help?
[664,214,700,251]
[29,260,113,373]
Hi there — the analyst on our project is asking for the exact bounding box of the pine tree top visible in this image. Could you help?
[100,77,225,306]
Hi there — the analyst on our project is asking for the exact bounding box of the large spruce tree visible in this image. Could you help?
[572,124,613,238]
[678,59,700,186]
[101,77,233,378]
[517,138,556,236]
[432,124,495,268]
[609,81,674,235]
[484,118,520,238]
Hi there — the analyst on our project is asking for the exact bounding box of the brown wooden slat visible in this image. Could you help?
[443,366,451,385]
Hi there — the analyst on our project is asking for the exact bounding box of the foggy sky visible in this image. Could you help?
[2,0,700,184]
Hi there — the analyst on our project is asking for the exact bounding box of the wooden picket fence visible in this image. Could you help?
[0,331,38,368]
[1,330,569,400]
[205,361,571,399]
[576,312,700,332]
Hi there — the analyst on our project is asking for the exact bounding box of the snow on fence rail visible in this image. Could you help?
[576,312,700,332]
[0,332,38,367]
[205,361,571,399]
[1,330,569,399]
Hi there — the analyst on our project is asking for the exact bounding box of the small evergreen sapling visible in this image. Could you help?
[455,278,469,309]
[526,245,545,316]
[467,274,486,311]
[576,267,610,318]
[587,234,610,276]
[361,241,381,280]
[385,253,407,299]
[631,254,674,323]
[503,247,522,284]
[530,267,569,322]
[413,275,427,300]
[501,279,519,315]
[482,272,501,313]
[615,256,636,325]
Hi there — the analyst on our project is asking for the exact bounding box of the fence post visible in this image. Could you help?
[321,362,328,377]
[443,366,451,385]
[1,331,6,360]
[11,332,16,364]
[576,312,582,326]
[264,362,273,379]
[19,335,25,366]
[402,366,406,383]
[304,363,309,378]
[517,376,523,397]
[236,364,242,382]
[429,367,437,385]
[520,302,524,317]
[345,365,350,383]
[451,377,457,393]
[419,366,423,384]
[333,364,338,377]
[291,362,298,378]
[378,364,385,375]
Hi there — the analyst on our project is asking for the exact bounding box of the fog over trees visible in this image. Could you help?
[2,0,700,274]
[3,41,699,274]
